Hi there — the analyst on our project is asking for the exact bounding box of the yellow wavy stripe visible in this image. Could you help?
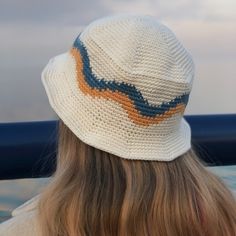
[70,48,186,126]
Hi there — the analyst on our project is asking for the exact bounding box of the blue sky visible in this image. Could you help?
[0,0,236,121]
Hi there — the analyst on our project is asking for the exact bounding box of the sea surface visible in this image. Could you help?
[0,166,235,223]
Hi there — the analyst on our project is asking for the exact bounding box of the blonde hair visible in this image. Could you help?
[38,120,236,236]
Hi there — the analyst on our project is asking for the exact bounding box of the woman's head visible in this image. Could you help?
[38,119,236,236]
[39,14,236,236]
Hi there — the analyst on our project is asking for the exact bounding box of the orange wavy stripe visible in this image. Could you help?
[70,48,185,126]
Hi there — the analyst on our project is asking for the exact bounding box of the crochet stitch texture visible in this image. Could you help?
[41,14,195,161]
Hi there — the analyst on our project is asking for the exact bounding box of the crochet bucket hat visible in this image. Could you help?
[41,14,195,161]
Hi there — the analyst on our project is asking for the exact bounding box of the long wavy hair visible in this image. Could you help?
[38,119,236,236]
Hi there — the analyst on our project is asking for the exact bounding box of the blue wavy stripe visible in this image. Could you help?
[73,37,189,117]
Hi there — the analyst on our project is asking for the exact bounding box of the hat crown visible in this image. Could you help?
[79,14,194,85]
[74,14,194,113]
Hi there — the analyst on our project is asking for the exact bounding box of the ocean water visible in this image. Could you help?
[209,165,236,190]
[0,166,235,223]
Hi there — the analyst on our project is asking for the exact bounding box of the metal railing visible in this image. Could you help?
[0,114,236,180]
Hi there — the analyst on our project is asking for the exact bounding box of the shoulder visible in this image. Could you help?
[0,194,41,236]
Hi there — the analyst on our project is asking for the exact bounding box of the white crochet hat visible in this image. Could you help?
[41,14,195,161]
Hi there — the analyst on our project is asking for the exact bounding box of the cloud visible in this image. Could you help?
[200,0,236,21]
[0,0,110,25]
[99,0,236,22]
[1,0,235,26]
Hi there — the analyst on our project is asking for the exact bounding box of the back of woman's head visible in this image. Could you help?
[39,14,236,235]
[38,120,236,236]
